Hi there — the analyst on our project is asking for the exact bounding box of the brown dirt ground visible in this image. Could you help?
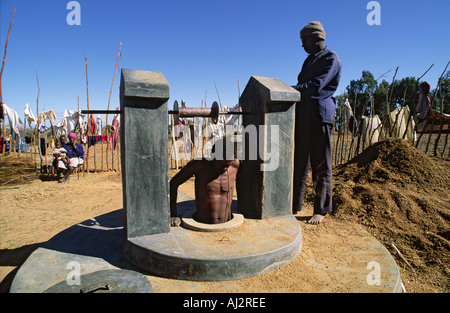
[0,138,449,293]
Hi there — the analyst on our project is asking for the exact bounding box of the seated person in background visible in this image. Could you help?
[58,132,85,183]
[53,140,70,179]
[60,134,67,145]
[170,137,240,226]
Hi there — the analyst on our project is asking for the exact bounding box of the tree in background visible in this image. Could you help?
[390,77,420,114]
[335,69,449,131]
[345,71,378,118]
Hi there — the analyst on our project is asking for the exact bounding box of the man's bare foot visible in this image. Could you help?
[307,214,326,225]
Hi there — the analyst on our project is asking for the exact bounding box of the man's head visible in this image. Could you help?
[60,134,67,144]
[210,136,238,173]
[300,21,326,54]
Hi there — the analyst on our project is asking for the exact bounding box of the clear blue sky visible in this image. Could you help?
[1,0,449,127]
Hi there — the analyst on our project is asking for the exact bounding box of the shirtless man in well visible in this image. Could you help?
[170,139,239,226]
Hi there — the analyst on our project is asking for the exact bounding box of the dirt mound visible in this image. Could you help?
[331,138,449,292]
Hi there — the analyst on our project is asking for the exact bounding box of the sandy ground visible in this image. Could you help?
[0,138,448,293]
[0,170,379,293]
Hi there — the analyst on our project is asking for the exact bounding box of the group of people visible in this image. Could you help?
[170,21,342,226]
[52,132,85,183]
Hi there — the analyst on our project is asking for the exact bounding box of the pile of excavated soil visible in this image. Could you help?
[330,138,449,292]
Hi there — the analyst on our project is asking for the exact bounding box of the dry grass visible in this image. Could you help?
[0,155,39,187]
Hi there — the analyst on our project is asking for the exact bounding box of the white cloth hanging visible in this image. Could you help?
[2,103,25,143]
[95,115,102,136]
[37,110,57,125]
[24,103,36,127]
[62,109,85,134]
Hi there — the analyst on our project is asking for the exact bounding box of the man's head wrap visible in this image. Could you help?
[300,21,326,41]
[68,132,77,139]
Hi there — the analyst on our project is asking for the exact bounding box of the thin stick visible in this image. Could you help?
[84,52,90,174]
[391,243,415,273]
[117,130,120,173]
[238,77,241,100]
[413,64,435,147]
[101,118,104,172]
[0,6,15,103]
[214,80,222,110]
[433,62,449,156]
[94,119,96,172]
[1,101,5,155]
[171,113,178,169]
[434,77,445,156]
[106,42,122,172]
[0,7,16,154]
[417,64,434,82]
[425,61,449,154]
[36,71,42,171]
[375,69,391,82]
[78,96,85,177]
[387,66,399,136]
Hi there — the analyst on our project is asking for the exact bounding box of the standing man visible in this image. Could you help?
[292,21,342,224]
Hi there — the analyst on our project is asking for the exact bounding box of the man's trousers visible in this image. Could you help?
[292,102,333,215]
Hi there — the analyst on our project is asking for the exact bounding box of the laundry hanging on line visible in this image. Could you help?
[83,135,108,147]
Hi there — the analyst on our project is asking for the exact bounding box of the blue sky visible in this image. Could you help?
[1,0,449,127]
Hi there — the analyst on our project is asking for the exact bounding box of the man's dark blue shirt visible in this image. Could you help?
[293,47,342,124]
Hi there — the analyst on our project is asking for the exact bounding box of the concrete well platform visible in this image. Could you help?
[10,195,402,293]
[124,217,301,282]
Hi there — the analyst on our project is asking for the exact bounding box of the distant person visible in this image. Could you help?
[416,81,431,119]
[291,21,342,225]
[53,140,70,179]
[170,137,239,226]
[58,132,84,183]
[60,134,67,145]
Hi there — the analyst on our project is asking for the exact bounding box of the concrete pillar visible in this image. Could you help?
[120,69,170,238]
[237,76,300,219]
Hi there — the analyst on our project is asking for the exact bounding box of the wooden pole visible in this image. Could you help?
[33,124,37,169]
[171,113,178,169]
[101,119,104,172]
[1,101,5,155]
[106,42,122,172]
[94,117,97,173]
[387,67,399,137]
[117,129,120,173]
[77,96,85,177]
[36,71,42,171]
[425,61,449,154]
[433,62,449,156]
[84,52,90,174]
[0,7,16,154]
[214,80,222,110]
